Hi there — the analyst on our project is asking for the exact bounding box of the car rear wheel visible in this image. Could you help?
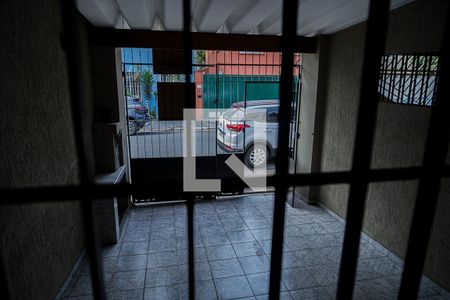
[245,144,268,169]
[128,120,137,135]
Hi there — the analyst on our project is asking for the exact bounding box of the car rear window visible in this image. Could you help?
[223,107,244,120]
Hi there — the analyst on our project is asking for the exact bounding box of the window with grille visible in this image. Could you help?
[378,53,440,106]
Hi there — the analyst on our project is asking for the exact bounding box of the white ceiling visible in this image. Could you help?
[77,0,414,36]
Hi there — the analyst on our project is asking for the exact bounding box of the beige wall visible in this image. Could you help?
[306,0,450,290]
[0,0,86,299]
[295,37,329,202]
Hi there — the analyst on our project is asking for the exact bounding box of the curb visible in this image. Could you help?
[139,126,216,133]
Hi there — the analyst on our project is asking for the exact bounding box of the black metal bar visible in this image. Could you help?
[268,0,299,298]
[1,166,450,204]
[411,54,420,105]
[60,1,106,299]
[423,55,432,105]
[388,55,396,102]
[89,27,317,53]
[379,55,386,102]
[123,64,135,165]
[393,55,399,103]
[400,55,407,104]
[182,0,195,299]
[398,5,450,299]
[432,56,441,105]
[418,55,426,105]
[0,258,10,300]
[336,0,390,299]
[407,55,414,104]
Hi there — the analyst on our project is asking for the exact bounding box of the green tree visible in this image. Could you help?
[141,70,157,120]
[195,50,206,65]
[141,70,155,100]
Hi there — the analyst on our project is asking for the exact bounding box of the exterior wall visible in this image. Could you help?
[310,0,450,290]
[206,51,288,75]
[204,51,300,75]
[295,37,329,202]
[0,0,86,299]
[195,51,300,107]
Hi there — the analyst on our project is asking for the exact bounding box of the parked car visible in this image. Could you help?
[217,99,297,169]
[217,100,279,169]
[126,97,150,135]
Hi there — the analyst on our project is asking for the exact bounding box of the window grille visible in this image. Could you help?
[378,53,440,106]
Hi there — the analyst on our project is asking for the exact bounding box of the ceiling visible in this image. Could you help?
[77,0,414,36]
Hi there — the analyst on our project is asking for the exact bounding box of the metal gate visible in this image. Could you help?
[122,51,302,201]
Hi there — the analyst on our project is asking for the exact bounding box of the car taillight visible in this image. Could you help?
[226,123,250,132]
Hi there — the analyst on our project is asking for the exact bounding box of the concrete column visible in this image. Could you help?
[294,36,329,204]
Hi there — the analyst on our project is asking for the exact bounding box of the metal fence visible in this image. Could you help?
[123,53,301,160]
[378,53,440,106]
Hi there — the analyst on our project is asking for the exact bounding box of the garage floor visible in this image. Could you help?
[60,193,450,299]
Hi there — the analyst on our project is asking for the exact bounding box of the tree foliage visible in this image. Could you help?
[141,70,155,99]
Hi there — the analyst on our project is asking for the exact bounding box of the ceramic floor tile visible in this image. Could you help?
[144,284,180,300]
[246,272,287,295]
[281,268,319,290]
[116,254,147,272]
[232,241,265,258]
[107,289,144,300]
[227,230,256,244]
[179,262,212,282]
[109,270,146,291]
[120,242,149,256]
[238,255,270,274]
[60,195,447,300]
[205,244,237,261]
[147,250,178,268]
[210,259,244,278]
[214,276,254,300]
[145,266,180,287]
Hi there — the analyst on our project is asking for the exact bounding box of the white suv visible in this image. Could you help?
[217,100,280,168]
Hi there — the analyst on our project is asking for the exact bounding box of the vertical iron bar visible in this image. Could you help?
[423,55,432,106]
[182,0,195,299]
[405,55,413,104]
[150,65,155,157]
[379,55,385,102]
[60,1,106,299]
[432,56,440,106]
[291,63,302,202]
[393,54,399,102]
[268,0,299,299]
[383,56,389,102]
[406,55,414,104]
[336,0,390,299]
[144,65,148,158]
[384,56,391,101]
[123,64,134,163]
[0,258,10,300]
[398,6,450,299]
[158,107,161,157]
[388,55,396,102]
[134,63,140,158]
[411,54,419,105]
[400,55,407,104]
[418,55,426,105]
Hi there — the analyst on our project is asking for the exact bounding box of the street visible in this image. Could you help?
[128,121,276,174]
[129,127,223,158]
